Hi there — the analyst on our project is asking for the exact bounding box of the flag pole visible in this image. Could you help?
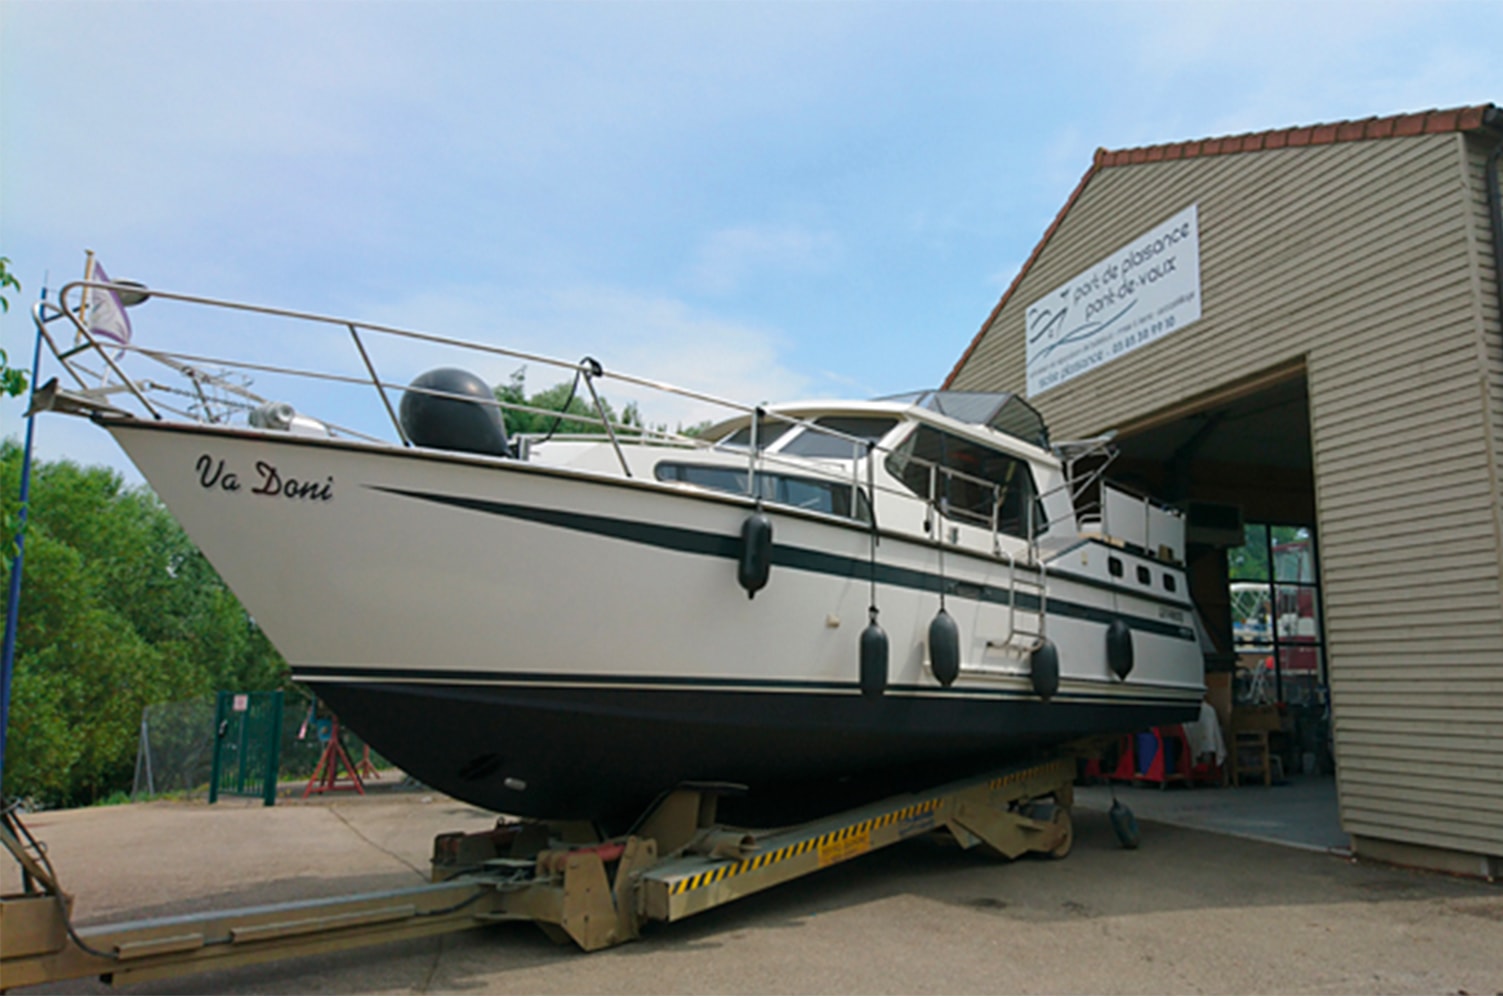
[0,274,51,791]
[77,249,96,342]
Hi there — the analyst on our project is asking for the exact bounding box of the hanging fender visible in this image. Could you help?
[928,608,960,688]
[1030,638,1060,701]
[737,511,773,598]
[859,611,888,698]
[1106,618,1134,680]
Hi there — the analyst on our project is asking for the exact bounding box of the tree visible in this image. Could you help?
[0,442,288,805]
[1,257,28,560]
[494,367,716,441]
[1228,523,1310,582]
[495,367,642,438]
[0,256,25,398]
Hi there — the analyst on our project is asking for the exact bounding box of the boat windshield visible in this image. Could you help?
[885,423,1042,537]
[777,416,898,460]
[718,418,795,451]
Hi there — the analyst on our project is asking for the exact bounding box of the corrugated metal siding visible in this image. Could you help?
[1466,132,1503,627]
[952,131,1503,859]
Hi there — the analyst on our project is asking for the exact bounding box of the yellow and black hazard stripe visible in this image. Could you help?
[988,762,1047,790]
[668,797,942,895]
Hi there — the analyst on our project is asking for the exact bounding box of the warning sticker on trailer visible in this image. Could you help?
[817,830,872,867]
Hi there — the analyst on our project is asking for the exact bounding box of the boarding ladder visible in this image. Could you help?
[960,486,1050,675]
[977,546,1048,667]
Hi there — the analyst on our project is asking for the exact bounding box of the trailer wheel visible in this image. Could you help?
[1023,800,1073,859]
[1047,806,1074,859]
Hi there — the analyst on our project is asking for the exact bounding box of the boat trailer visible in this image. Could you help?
[2,756,1081,989]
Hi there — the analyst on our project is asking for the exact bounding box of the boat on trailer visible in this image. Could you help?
[30,277,1205,831]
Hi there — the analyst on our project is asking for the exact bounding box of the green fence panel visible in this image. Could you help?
[208,690,285,807]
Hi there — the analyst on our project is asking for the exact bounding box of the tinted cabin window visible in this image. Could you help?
[780,417,898,460]
[884,425,1040,537]
[655,462,870,521]
[720,419,794,451]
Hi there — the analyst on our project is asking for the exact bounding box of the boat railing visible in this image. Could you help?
[1050,433,1119,533]
[39,279,1068,568]
[39,279,755,449]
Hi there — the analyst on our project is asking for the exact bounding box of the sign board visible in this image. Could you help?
[1025,204,1202,397]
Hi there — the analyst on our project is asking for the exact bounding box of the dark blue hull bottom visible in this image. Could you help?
[307,677,1197,832]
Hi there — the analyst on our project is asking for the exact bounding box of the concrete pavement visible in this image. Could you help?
[1074,773,1347,853]
[4,780,1500,994]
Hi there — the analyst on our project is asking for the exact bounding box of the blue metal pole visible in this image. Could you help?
[0,282,49,790]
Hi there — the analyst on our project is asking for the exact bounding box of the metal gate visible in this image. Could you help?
[208,691,284,806]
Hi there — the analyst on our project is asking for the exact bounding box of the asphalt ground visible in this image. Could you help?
[5,782,1501,995]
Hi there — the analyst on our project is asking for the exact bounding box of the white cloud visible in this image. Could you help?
[7,0,1502,486]
[1,3,413,242]
[1,277,814,482]
[365,284,814,431]
[689,224,842,296]
[1112,0,1501,144]
[814,368,882,399]
[985,260,1026,297]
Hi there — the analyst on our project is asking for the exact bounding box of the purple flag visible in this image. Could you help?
[87,261,133,351]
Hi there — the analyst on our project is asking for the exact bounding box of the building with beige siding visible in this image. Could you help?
[945,104,1503,878]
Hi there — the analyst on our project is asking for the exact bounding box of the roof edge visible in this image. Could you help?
[1095,103,1497,169]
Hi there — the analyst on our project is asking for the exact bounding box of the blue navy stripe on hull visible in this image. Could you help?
[370,485,1196,641]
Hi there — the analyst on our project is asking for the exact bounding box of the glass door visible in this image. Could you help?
[1228,524,1326,708]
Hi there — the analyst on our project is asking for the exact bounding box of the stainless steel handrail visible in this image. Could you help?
[42,279,1113,567]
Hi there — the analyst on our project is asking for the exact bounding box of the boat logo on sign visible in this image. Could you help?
[194,453,333,502]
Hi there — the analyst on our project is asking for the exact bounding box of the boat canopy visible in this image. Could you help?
[879,390,1050,450]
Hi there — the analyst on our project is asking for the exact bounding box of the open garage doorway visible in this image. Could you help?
[1087,364,1344,849]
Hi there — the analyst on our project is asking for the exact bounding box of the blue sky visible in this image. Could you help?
[3,0,1500,478]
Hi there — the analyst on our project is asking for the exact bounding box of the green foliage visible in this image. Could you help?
[1,441,288,805]
[0,256,19,315]
[1,257,30,561]
[1228,523,1310,582]
[0,350,24,401]
[495,367,643,438]
[0,256,25,399]
[491,367,714,441]
[1227,523,1269,582]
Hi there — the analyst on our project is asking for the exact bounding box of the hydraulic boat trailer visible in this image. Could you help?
[1,754,1094,990]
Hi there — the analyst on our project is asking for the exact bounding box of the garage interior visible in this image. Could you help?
[1076,364,1334,807]
[1120,364,1326,733]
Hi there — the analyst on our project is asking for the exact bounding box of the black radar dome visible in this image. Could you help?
[399,368,513,458]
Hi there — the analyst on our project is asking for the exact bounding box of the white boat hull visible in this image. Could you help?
[107,418,1203,827]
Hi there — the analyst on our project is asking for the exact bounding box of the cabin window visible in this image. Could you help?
[1163,573,1177,593]
[1108,556,1124,578]
[1136,565,1151,585]
[655,462,871,521]
[719,418,795,451]
[883,424,1042,537]
[779,417,898,460]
